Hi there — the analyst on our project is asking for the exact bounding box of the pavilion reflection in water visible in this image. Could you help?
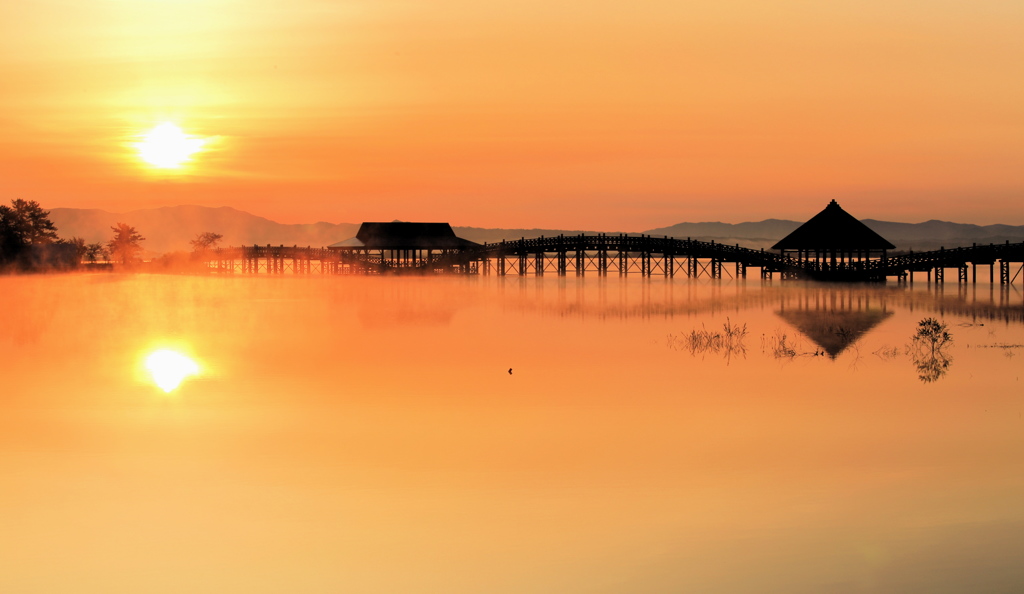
[775,289,894,358]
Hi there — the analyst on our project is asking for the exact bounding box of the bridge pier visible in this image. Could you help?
[971,262,995,285]
[226,237,1019,282]
[999,260,1024,285]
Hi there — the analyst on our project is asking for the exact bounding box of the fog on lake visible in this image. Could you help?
[1,274,1022,593]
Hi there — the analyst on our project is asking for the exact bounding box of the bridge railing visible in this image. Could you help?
[202,239,1024,280]
[480,234,803,269]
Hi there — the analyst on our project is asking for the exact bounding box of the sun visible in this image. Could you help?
[136,122,207,169]
[145,349,201,393]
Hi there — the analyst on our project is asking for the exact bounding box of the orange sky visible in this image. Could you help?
[2,0,1022,229]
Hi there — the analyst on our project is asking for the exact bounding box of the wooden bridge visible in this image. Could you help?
[202,236,1024,285]
[480,235,1024,285]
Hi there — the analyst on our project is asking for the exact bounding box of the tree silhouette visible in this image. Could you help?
[57,237,88,263]
[107,223,145,264]
[190,231,223,253]
[0,199,59,264]
[84,242,108,263]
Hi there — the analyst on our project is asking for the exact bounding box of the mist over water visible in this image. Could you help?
[1,274,1023,593]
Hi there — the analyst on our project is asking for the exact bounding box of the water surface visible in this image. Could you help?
[1,274,1022,593]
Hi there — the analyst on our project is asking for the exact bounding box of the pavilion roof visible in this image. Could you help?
[772,200,895,251]
[328,222,480,250]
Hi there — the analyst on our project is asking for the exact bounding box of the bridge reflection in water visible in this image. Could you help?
[203,235,1024,285]
[483,280,1024,326]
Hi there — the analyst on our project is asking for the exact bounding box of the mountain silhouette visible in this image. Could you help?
[50,205,360,256]
[48,205,1024,256]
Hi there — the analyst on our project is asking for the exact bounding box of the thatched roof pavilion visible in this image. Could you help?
[330,222,479,250]
[328,222,479,273]
[773,200,895,267]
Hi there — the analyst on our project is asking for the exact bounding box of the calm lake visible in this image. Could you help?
[2,274,1023,593]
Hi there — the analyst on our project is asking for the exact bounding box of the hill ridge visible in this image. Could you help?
[47,205,1024,255]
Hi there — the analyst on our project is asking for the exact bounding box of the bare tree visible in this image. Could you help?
[107,223,145,264]
[190,232,223,253]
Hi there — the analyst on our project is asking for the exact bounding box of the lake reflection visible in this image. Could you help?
[1,274,1023,593]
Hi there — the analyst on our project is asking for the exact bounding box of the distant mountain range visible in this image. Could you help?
[644,219,1024,252]
[48,205,1024,256]
[50,206,360,256]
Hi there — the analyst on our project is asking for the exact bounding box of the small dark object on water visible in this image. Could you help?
[508,368,513,375]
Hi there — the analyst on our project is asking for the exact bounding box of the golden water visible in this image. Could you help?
[1,274,1022,593]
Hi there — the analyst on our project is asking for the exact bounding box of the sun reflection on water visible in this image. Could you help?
[144,349,200,393]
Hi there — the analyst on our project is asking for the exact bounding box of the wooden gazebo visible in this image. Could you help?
[327,222,480,273]
[773,200,895,272]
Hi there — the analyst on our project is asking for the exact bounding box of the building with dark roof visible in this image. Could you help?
[773,200,896,270]
[328,222,480,273]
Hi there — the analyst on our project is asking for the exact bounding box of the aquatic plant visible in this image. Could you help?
[768,331,798,359]
[912,317,953,355]
[910,317,953,383]
[872,345,901,360]
[668,318,748,362]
